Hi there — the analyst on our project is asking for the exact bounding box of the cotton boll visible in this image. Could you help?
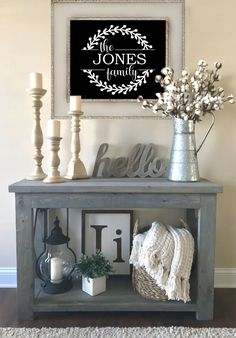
[182,70,188,77]
[198,60,208,67]
[164,78,171,85]
[155,75,162,83]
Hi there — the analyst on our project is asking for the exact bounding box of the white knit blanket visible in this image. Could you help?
[129,221,194,303]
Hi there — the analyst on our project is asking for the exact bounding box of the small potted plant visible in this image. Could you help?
[74,251,113,296]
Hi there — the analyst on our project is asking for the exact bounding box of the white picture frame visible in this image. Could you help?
[52,0,185,118]
[82,210,133,275]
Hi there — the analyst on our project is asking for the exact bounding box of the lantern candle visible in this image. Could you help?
[50,257,63,284]
[47,120,60,138]
[70,95,81,112]
[29,72,42,89]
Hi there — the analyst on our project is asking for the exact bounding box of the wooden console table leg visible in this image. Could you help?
[186,208,198,309]
[16,194,34,320]
[196,194,216,320]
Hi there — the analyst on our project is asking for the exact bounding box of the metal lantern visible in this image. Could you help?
[36,216,76,294]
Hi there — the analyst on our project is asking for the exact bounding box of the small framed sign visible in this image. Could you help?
[82,210,133,275]
[69,18,167,100]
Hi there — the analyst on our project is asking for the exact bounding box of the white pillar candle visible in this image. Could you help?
[70,96,81,112]
[29,72,42,89]
[47,120,60,138]
[50,257,63,284]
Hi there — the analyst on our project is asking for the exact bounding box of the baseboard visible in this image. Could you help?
[214,268,236,288]
[0,267,17,288]
[0,267,236,288]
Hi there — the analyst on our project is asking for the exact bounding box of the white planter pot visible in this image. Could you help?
[82,275,106,296]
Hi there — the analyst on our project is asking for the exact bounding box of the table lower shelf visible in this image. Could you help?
[33,276,197,313]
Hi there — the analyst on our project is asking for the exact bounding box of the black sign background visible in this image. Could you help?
[70,19,167,100]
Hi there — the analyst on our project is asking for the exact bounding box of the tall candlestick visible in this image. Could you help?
[26,84,47,181]
[47,120,60,138]
[29,72,42,89]
[43,136,64,184]
[65,110,87,180]
[50,257,63,284]
[70,96,81,112]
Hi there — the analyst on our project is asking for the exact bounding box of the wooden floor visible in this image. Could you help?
[0,288,236,328]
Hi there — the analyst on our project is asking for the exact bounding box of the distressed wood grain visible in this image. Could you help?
[9,178,223,194]
[15,194,34,320]
[196,195,217,320]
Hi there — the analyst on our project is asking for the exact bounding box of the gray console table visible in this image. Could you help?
[9,178,222,320]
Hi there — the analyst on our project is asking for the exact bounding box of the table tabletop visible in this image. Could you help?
[9,178,223,194]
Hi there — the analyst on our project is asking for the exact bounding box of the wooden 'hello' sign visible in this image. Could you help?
[69,19,167,100]
[92,143,166,178]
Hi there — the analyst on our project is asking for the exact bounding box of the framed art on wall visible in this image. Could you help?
[52,0,185,118]
[69,18,168,100]
[82,210,133,275]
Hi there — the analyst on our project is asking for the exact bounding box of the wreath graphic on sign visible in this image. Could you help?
[82,25,154,95]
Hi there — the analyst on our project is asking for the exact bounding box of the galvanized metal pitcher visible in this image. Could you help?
[167,114,215,182]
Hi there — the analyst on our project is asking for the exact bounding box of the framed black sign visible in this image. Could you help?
[51,0,184,118]
[69,19,168,100]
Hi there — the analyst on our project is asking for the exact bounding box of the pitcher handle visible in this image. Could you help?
[196,112,215,154]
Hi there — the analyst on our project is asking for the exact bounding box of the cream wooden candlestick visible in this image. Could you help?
[43,137,65,183]
[26,88,47,180]
[64,111,87,180]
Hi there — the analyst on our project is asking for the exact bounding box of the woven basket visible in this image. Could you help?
[132,266,167,301]
[131,221,167,301]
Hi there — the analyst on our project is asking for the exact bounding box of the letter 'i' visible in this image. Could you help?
[113,229,125,262]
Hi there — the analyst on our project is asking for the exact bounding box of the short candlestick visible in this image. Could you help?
[26,88,47,180]
[43,137,64,184]
[65,111,87,180]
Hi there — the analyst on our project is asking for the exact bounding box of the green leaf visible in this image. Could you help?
[74,250,114,279]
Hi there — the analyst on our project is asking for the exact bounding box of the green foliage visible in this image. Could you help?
[74,251,113,279]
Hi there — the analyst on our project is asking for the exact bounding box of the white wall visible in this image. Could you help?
[0,0,236,269]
